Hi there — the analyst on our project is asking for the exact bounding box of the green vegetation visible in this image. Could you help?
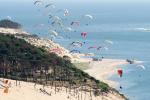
[74,62,90,70]
[0,33,110,95]
[0,19,22,29]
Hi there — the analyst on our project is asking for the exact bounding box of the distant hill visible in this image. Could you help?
[0,19,22,29]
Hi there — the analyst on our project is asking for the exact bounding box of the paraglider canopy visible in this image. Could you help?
[51,16,63,27]
[64,9,69,16]
[45,3,55,9]
[48,30,58,36]
[70,50,81,53]
[71,21,80,26]
[137,65,145,70]
[64,27,74,32]
[84,14,93,20]
[81,32,87,38]
[105,40,114,45]
[70,41,82,47]
[117,69,123,77]
[88,46,97,49]
[34,0,43,5]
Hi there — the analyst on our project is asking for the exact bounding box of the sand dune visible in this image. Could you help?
[0,28,128,100]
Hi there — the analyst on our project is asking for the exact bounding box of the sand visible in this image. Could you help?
[84,59,142,88]
[0,27,29,35]
[85,59,127,87]
[0,78,126,100]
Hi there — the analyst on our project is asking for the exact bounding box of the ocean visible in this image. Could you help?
[0,1,150,100]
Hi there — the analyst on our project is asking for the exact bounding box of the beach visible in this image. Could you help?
[85,59,128,88]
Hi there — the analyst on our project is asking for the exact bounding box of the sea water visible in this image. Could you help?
[0,1,150,100]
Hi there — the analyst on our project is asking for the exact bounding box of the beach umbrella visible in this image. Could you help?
[117,69,123,77]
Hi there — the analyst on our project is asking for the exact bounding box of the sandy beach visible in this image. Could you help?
[85,59,128,88]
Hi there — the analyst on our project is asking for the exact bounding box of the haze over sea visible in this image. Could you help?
[0,0,150,100]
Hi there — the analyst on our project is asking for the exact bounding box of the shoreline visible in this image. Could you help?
[84,59,142,88]
[84,59,128,88]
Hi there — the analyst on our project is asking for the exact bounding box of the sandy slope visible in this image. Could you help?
[0,28,29,35]
[0,76,125,100]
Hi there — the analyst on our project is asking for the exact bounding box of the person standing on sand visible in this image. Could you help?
[3,80,11,93]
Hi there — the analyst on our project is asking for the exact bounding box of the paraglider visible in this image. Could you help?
[104,47,109,50]
[88,46,97,49]
[117,69,123,77]
[81,32,87,38]
[34,0,42,5]
[48,30,58,36]
[70,41,82,47]
[64,9,69,16]
[71,21,80,26]
[105,40,114,45]
[70,50,81,53]
[51,16,63,27]
[45,3,55,8]
[49,14,53,19]
[137,65,145,70]
[51,16,62,22]
[64,27,74,32]
[84,14,93,20]
[97,46,102,50]
[83,14,93,25]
